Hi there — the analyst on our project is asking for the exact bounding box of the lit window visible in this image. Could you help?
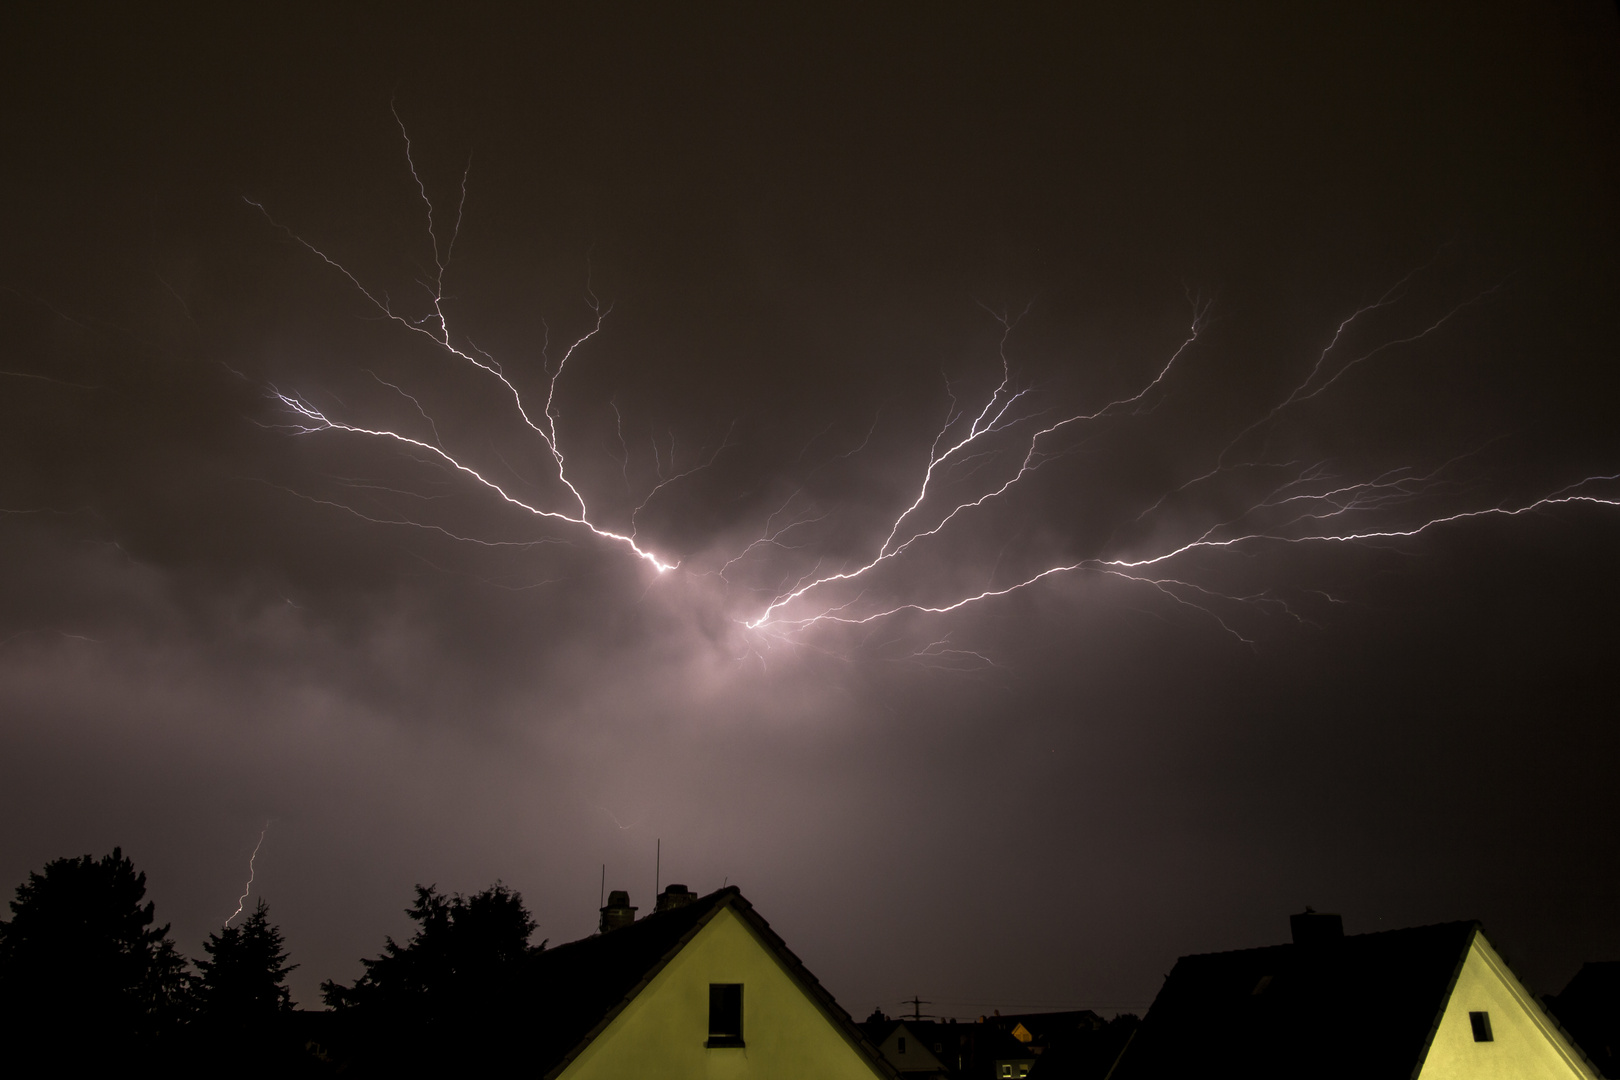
[707,984,744,1047]
[1469,1011,1493,1043]
[1001,1067,1012,1078]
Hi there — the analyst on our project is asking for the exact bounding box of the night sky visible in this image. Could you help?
[4,3,1618,1016]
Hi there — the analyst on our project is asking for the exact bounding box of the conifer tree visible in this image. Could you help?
[0,848,186,1053]
[193,899,296,1022]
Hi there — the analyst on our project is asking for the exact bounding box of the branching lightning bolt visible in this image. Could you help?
[247,115,679,574]
[251,118,1620,663]
[743,300,1210,630]
[737,278,1618,644]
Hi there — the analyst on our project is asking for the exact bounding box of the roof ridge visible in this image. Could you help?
[1176,919,1481,961]
[540,887,738,1080]
[540,884,740,958]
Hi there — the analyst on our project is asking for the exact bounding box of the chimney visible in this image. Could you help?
[599,889,637,932]
[1290,907,1344,947]
[656,883,698,912]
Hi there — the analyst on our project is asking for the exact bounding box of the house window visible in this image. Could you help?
[1001,1067,1012,1078]
[1469,1011,1493,1042]
[898,1036,907,1054]
[707,984,744,1047]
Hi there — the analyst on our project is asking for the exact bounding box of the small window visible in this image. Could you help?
[898,1036,907,1054]
[1469,1011,1493,1042]
[708,984,744,1047]
[1001,1067,1013,1078]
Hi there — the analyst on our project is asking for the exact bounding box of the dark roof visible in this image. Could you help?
[1027,1014,1140,1080]
[982,1010,1105,1044]
[1552,960,1620,1010]
[525,886,897,1080]
[1546,961,1620,1078]
[1111,921,1479,1080]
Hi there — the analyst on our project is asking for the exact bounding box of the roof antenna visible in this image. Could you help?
[656,838,661,898]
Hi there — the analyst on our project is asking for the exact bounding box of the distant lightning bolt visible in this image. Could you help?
[225,823,269,927]
[1128,274,1497,528]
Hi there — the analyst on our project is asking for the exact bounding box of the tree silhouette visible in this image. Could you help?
[322,882,542,1072]
[193,899,296,1021]
[324,882,537,1013]
[188,899,317,1075]
[0,848,186,1056]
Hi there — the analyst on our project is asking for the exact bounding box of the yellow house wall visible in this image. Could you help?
[558,906,888,1080]
[1416,935,1597,1080]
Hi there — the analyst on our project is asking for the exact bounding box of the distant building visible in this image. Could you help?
[982,1010,1104,1056]
[530,884,896,1079]
[982,1026,1038,1080]
[859,1018,960,1077]
[1111,910,1600,1079]
[858,1012,1119,1079]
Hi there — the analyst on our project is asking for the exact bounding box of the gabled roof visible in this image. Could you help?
[859,1017,1034,1078]
[859,1018,958,1074]
[1111,921,1479,1080]
[525,886,897,1080]
[859,1017,946,1047]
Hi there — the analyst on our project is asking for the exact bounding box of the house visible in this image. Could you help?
[857,1015,1036,1079]
[526,884,898,1079]
[982,1027,1038,1080]
[983,1010,1105,1051]
[1111,909,1600,1079]
[859,1018,958,1077]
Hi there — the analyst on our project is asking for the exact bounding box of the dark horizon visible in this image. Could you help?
[3,2,1618,1016]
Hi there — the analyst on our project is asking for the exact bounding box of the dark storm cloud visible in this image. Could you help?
[3,1,1618,1013]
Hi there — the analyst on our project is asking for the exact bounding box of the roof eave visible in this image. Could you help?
[541,890,737,1080]
[726,892,904,1080]
[1405,921,1480,1080]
